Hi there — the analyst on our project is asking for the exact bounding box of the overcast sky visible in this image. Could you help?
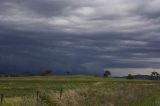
[0,0,160,75]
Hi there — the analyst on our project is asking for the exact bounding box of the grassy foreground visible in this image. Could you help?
[0,76,160,106]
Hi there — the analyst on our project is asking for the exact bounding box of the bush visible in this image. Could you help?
[126,74,134,79]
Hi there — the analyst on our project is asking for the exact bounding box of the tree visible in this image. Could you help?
[151,72,160,80]
[127,74,134,79]
[66,71,70,75]
[40,70,53,76]
[104,70,111,77]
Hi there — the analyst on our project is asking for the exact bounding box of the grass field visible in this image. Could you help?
[0,76,160,106]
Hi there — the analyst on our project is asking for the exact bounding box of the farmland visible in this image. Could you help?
[0,76,160,106]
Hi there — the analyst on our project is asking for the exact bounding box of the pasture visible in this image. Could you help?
[0,76,160,106]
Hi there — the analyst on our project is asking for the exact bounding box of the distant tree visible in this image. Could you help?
[21,71,35,76]
[40,70,53,76]
[150,72,160,80]
[9,73,19,77]
[4,74,9,77]
[127,74,134,79]
[104,70,111,77]
[66,71,70,75]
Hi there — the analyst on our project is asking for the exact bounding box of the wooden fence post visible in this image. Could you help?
[60,88,63,100]
[1,94,4,104]
[37,91,39,102]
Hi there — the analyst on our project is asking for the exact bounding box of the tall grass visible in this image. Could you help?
[47,84,160,106]
[1,84,160,106]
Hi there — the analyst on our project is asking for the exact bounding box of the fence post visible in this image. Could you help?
[60,88,63,100]
[37,91,39,102]
[1,94,4,104]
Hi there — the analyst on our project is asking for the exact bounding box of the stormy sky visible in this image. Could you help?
[0,0,160,75]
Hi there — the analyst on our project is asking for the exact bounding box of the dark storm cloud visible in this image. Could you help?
[0,0,160,75]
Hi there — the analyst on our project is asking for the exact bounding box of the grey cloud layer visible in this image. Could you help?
[0,0,160,75]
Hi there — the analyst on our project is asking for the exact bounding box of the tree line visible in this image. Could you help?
[0,69,160,80]
[103,70,160,80]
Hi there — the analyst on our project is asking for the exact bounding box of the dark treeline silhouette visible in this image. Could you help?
[126,74,134,79]
[66,71,71,75]
[0,73,19,77]
[0,69,53,77]
[125,71,160,80]
[0,69,160,81]
[39,70,53,76]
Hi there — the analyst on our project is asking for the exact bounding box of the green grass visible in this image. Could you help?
[0,75,159,106]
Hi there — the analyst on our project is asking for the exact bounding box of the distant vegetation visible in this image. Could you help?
[151,71,160,80]
[103,70,111,77]
[0,70,160,81]
[126,74,134,79]
[66,71,71,75]
[0,69,54,77]
[39,70,53,76]
[125,71,160,80]
[0,70,160,82]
